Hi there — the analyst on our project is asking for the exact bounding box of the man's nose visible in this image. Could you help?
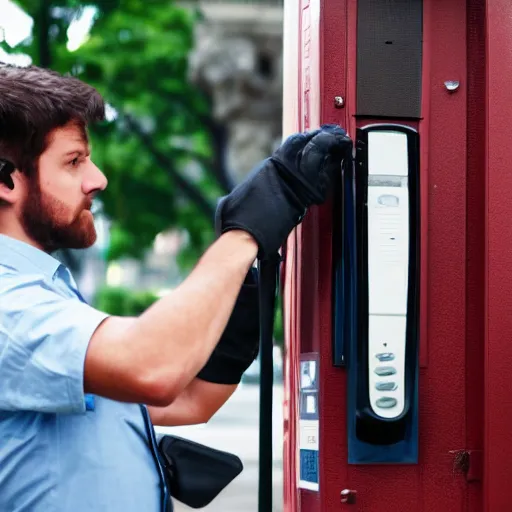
[83,161,108,194]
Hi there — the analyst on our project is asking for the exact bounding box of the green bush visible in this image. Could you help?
[94,286,159,317]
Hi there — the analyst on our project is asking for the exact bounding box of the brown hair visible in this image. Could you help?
[0,63,105,175]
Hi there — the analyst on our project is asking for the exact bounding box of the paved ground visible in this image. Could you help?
[155,383,284,512]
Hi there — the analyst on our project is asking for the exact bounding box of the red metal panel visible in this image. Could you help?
[317,1,350,510]
[485,1,512,509]
[465,0,486,510]
[325,0,468,510]
[418,2,468,510]
[283,0,488,509]
[419,0,432,369]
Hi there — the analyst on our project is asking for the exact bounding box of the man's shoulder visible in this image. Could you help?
[0,267,57,298]
[0,268,74,331]
[0,264,109,353]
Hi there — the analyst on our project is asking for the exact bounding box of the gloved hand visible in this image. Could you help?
[215,124,352,259]
[196,267,260,385]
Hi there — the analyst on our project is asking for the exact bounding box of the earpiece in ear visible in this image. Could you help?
[0,159,15,190]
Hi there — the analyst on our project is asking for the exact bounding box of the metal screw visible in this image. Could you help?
[334,96,345,108]
[444,80,460,92]
[340,489,357,504]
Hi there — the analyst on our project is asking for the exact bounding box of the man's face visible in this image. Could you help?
[20,123,108,252]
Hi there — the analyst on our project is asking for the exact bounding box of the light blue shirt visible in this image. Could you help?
[0,234,168,512]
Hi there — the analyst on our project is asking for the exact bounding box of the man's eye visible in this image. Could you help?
[70,157,80,167]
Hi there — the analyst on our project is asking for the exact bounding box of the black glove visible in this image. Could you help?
[197,267,259,385]
[215,124,352,259]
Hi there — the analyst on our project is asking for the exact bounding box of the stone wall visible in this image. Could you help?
[187,1,284,183]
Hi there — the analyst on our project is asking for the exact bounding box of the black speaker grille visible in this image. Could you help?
[356,0,423,118]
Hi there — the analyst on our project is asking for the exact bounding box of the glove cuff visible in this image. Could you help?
[196,349,258,385]
[196,269,260,385]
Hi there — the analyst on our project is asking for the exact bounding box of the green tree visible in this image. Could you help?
[1,0,232,270]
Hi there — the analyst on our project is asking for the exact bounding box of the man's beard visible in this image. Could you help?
[21,179,97,253]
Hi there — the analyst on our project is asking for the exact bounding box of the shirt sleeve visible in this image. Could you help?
[0,273,110,414]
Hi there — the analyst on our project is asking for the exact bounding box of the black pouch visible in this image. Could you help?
[158,434,243,509]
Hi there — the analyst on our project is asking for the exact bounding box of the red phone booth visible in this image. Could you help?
[281,0,512,510]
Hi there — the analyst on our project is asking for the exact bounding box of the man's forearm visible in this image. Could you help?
[126,230,257,401]
[148,379,237,426]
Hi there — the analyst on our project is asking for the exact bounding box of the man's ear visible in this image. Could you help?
[0,159,19,204]
[0,159,15,190]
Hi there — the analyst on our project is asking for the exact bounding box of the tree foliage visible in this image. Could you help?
[1,0,229,269]
[1,1,286,346]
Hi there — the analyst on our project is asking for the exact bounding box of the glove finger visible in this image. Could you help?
[287,130,350,204]
[300,130,352,178]
[316,154,336,201]
[309,127,352,154]
[298,133,338,184]
[320,123,347,137]
[276,128,323,160]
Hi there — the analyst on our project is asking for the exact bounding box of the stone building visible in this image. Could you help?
[185,0,284,183]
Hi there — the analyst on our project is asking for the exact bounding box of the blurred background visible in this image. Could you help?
[0,0,285,509]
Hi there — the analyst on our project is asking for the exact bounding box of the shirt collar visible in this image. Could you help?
[0,234,63,278]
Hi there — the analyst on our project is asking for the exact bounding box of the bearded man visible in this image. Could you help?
[0,63,351,511]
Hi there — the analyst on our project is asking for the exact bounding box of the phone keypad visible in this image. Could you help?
[369,324,405,418]
[373,352,400,410]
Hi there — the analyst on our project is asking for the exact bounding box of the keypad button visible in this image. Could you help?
[376,352,395,362]
[375,381,397,391]
[374,366,397,376]
[376,397,397,409]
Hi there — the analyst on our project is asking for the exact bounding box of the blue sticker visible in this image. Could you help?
[300,449,319,483]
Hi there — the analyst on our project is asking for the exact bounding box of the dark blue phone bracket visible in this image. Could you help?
[333,124,420,464]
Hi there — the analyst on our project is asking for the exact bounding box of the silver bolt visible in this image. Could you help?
[444,80,460,92]
[334,96,345,108]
